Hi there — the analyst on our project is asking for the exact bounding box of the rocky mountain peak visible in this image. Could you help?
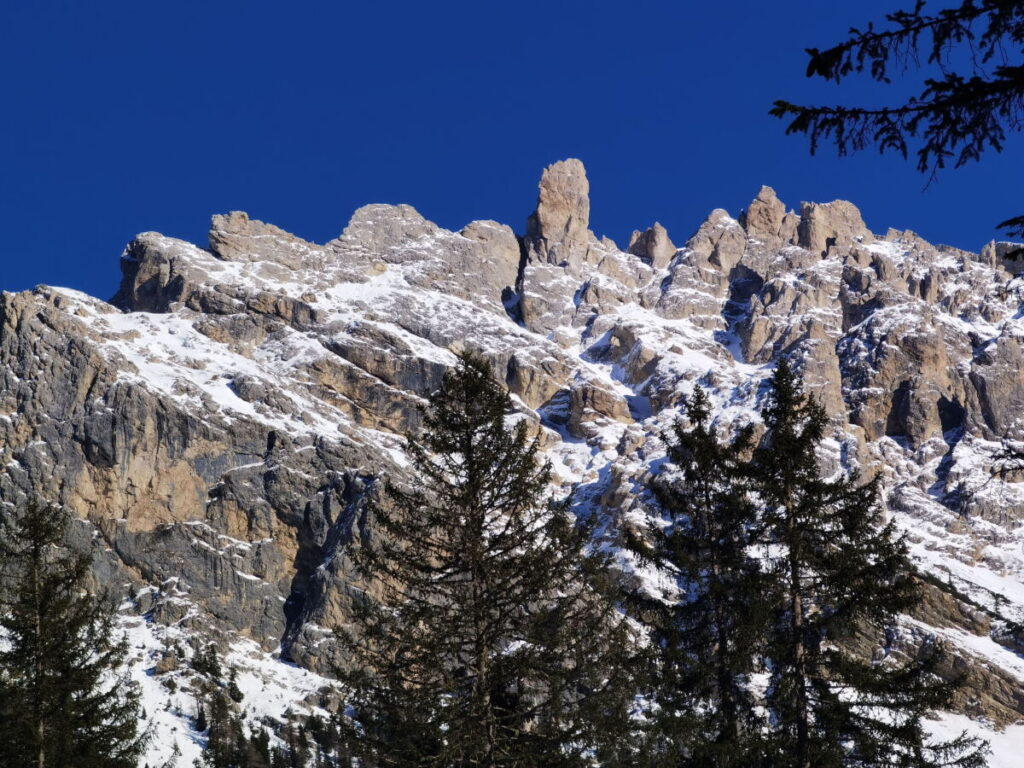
[208,211,317,267]
[797,198,873,257]
[337,203,440,254]
[980,239,1024,275]
[525,158,592,264]
[628,222,676,269]
[739,185,791,243]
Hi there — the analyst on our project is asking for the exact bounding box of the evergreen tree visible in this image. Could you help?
[160,742,183,768]
[194,644,223,679]
[249,730,272,768]
[753,360,986,768]
[629,385,771,767]
[337,352,638,768]
[228,668,245,703]
[0,500,146,768]
[282,712,309,768]
[771,1,1024,240]
[195,691,249,768]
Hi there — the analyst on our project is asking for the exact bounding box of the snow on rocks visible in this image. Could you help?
[4,160,1024,759]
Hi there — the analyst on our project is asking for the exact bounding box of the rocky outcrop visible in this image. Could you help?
[4,159,1024,746]
[209,211,325,268]
[797,199,873,257]
[525,158,592,264]
[628,223,676,269]
[739,185,797,246]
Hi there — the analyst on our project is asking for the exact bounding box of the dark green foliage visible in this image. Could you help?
[633,364,991,765]
[771,0,1024,238]
[160,743,184,768]
[194,691,273,768]
[192,689,333,768]
[0,500,146,768]
[196,693,242,768]
[194,644,223,679]
[628,385,772,767]
[228,668,245,703]
[754,360,987,768]
[250,730,271,766]
[282,713,310,768]
[336,352,639,768]
[303,713,340,758]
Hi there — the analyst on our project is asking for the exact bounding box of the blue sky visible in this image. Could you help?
[3,0,1022,299]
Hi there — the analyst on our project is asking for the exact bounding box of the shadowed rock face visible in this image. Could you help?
[3,159,1024,733]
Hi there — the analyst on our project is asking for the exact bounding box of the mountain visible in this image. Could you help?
[3,159,1024,764]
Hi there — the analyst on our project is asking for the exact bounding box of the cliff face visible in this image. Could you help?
[4,159,1024,760]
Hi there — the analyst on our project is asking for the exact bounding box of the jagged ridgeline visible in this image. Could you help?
[2,159,1024,764]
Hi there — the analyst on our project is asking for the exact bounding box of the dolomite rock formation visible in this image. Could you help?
[525,158,592,264]
[628,223,677,270]
[3,159,1024,757]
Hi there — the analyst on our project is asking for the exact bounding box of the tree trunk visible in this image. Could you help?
[702,478,739,745]
[789,525,809,768]
[712,560,739,744]
[470,505,497,768]
[33,549,45,768]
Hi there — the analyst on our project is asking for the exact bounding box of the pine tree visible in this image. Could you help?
[160,742,183,768]
[753,360,987,768]
[195,691,249,768]
[194,643,223,679]
[228,668,244,703]
[249,730,272,768]
[0,500,146,768]
[770,1,1024,240]
[629,385,771,767]
[337,352,638,768]
[283,713,309,768]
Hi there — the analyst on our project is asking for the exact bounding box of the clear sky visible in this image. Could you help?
[3,0,1022,300]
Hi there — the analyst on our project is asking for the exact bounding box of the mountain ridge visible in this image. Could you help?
[4,158,1024,763]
